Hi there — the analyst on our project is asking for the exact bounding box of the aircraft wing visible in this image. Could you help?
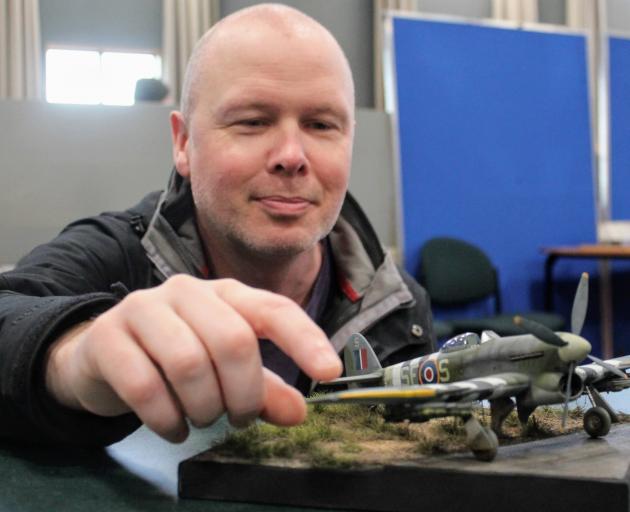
[308,372,531,406]
[577,355,630,391]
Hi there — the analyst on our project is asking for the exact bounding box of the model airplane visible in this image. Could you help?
[308,273,630,461]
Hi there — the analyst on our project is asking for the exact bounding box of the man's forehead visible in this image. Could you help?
[182,4,355,121]
[199,33,354,112]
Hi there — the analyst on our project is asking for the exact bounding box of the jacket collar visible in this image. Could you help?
[141,171,207,279]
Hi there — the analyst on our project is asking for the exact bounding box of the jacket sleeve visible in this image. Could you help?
[0,214,150,446]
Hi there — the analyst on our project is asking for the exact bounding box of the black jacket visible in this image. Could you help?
[0,171,435,446]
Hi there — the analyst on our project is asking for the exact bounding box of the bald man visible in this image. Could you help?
[0,4,435,446]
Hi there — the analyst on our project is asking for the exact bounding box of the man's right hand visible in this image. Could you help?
[45,275,342,442]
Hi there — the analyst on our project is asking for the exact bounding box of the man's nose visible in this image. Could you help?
[268,123,307,175]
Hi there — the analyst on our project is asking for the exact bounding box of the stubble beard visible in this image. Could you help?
[196,202,337,263]
[225,220,322,260]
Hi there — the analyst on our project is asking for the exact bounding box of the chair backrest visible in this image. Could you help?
[419,237,500,310]
[134,78,169,102]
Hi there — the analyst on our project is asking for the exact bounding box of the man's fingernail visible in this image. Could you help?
[314,350,341,371]
[171,426,189,443]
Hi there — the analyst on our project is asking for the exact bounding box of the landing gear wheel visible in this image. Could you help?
[471,428,498,462]
[584,406,611,438]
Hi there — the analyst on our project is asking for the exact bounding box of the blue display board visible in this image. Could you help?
[607,36,630,357]
[392,16,596,317]
[610,36,630,220]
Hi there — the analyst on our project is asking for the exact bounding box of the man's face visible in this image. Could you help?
[172,27,355,259]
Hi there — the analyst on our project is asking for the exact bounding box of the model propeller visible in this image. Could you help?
[513,272,626,427]
[514,273,590,428]
[563,272,589,427]
[562,362,575,428]
[571,272,589,336]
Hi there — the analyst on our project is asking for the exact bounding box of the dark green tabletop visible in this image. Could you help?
[0,418,341,512]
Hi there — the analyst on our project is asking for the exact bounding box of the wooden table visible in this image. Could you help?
[543,244,630,358]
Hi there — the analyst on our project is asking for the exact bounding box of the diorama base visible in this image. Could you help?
[179,423,630,512]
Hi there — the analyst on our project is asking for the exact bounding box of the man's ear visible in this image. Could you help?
[170,111,190,178]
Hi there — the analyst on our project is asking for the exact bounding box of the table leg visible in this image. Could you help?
[544,255,558,311]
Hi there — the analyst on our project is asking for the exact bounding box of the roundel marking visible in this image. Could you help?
[419,359,438,384]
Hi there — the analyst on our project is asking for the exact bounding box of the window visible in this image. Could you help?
[46,49,162,106]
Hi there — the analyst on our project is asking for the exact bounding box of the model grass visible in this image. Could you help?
[210,401,619,469]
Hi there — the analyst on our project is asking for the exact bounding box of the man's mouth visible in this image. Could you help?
[254,195,314,216]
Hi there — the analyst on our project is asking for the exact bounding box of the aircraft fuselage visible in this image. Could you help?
[383,334,564,388]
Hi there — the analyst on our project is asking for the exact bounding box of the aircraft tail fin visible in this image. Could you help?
[343,333,382,377]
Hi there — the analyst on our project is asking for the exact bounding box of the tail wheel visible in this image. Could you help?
[584,406,611,438]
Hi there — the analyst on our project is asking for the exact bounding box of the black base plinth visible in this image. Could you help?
[179,423,630,512]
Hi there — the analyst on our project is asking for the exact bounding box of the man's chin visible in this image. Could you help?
[226,231,319,259]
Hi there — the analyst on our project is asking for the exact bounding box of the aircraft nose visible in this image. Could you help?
[557,333,592,363]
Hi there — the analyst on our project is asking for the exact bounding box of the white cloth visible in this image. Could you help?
[0,0,41,100]
[491,0,538,24]
[162,0,220,106]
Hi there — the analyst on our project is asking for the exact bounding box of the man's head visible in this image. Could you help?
[170,3,355,261]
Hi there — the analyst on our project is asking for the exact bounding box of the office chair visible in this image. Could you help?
[433,319,455,340]
[418,237,565,336]
[134,78,169,103]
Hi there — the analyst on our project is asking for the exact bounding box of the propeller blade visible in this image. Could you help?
[562,362,574,430]
[571,273,589,336]
[587,355,628,379]
[513,316,568,347]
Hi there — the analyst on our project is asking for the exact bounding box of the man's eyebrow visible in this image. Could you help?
[303,106,350,122]
[215,102,278,118]
[214,102,351,123]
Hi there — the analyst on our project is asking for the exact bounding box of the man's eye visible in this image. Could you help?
[309,121,334,131]
[238,119,267,127]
